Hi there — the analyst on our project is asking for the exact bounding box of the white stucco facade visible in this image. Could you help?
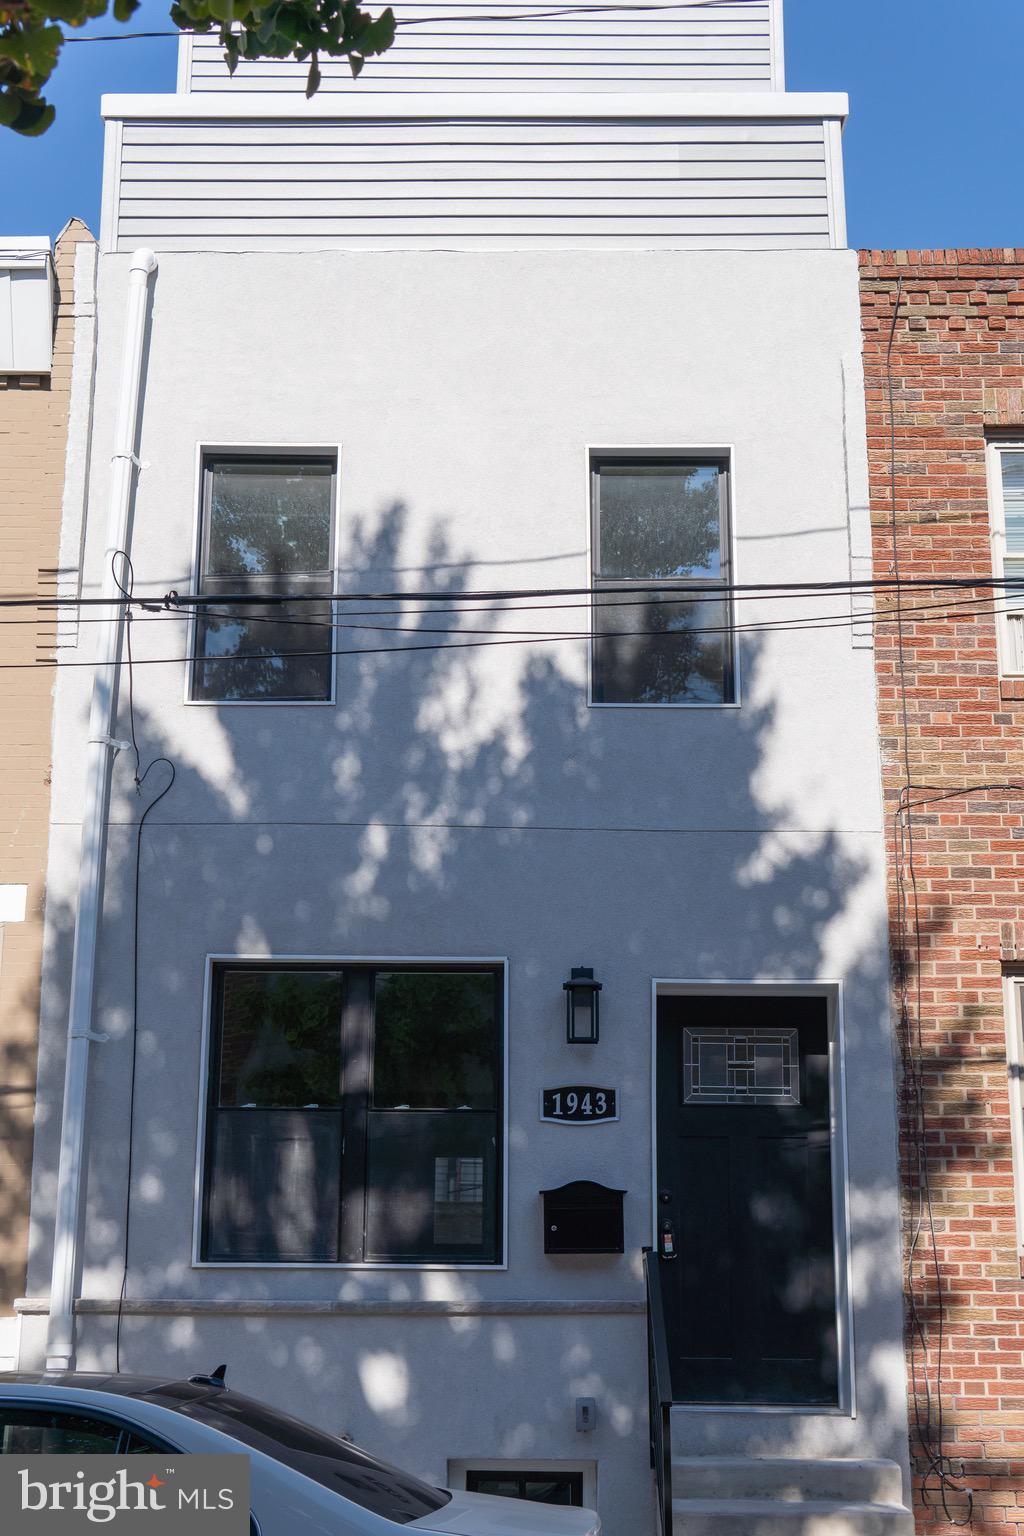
[21,243,912,1530]
[19,5,913,1528]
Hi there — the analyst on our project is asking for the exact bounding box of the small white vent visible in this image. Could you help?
[0,238,54,374]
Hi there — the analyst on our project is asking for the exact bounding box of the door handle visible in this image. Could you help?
[659,1219,677,1260]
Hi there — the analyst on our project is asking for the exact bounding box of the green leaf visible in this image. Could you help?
[356,7,395,55]
[2,24,63,81]
[0,89,57,136]
[46,0,94,22]
[0,0,401,135]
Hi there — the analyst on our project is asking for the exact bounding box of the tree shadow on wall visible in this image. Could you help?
[25,498,916,1517]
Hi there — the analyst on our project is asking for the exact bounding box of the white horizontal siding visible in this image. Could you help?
[182,0,781,95]
[113,113,836,251]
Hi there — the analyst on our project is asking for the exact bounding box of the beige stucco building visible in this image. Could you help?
[0,217,95,1366]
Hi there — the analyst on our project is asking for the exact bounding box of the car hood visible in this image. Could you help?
[410,1490,600,1535]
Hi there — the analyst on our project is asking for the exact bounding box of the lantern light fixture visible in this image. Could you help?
[563,966,602,1045]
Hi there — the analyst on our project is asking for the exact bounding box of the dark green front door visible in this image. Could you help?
[656,993,838,1406]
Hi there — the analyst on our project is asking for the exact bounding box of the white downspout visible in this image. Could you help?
[46,248,158,1372]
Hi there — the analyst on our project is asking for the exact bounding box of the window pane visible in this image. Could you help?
[365,1110,498,1260]
[597,463,723,579]
[193,592,332,703]
[123,1434,164,1453]
[205,1109,341,1262]
[206,461,333,577]
[683,1027,800,1106]
[523,1479,580,1505]
[465,1472,583,1507]
[592,592,729,704]
[1004,556,1024,614]
[1002,452,1024,558]
[217,970,342,1108]
[0,1411,122,1455]
[468,1476,522,1500]
[373,972,497,1110]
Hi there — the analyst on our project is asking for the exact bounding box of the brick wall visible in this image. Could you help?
[861,248,1024,1534]
[0,219,93,1336]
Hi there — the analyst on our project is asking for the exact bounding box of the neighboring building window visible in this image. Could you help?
[993,444,1024,674]
[465,1470,584,1506]
[201,964,503,1265]
[191,454,335,702]
[1006,980,1024,1264]
[590,455,734,705]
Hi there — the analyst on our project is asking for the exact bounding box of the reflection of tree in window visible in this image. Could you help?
[206,465,331,578]
[193,458,334,703]
[598,465,721,580]
[218,970,342,1108]
[373,973,496,1109]
[592,460,732,705]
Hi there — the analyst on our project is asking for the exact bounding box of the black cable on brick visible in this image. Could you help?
[881,280,975,1528]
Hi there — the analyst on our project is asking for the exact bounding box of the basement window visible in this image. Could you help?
[190,453,335,703]
[200,962,503,1266]
[466,1470,584,1506]
[589,454,735,706]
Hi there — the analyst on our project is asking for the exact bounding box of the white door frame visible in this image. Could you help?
[650,977,856,1417]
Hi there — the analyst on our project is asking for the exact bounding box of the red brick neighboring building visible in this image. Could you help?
[861,249,1024,1535]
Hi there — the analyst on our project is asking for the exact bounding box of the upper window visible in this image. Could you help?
[201,963,503,1266]
[590,455,734,705]
[992,444,1024,674]
[191,454,335,703]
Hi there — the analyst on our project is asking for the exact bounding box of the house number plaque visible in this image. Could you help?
[541,1086,618,1124]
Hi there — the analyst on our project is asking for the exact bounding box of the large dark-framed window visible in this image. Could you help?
[190,452,336,703]
[590,453,735,706]
[200,962,504,1266]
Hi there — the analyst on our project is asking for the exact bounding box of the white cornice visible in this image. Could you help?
[101,89,848,122]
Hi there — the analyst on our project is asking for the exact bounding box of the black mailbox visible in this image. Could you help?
[541,1180,625,1255]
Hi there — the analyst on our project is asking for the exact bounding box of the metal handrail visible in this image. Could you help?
[643,1247,673,1536]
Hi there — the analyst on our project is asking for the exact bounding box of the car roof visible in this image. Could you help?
[0,1372,199,1398]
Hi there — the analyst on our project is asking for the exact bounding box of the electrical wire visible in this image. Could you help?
[6,591,1024,672]
[110,553,177,1374]
[61,0,768,45]
[4,573,1024,611]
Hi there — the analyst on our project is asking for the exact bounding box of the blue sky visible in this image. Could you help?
[1,0,1021,249]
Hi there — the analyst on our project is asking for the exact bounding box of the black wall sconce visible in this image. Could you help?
[564,966,602,1045]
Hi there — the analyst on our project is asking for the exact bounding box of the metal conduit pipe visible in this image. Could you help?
[46,248,158,1372]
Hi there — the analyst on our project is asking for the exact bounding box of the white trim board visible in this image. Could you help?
[649,977,856,1418]
[101,90,849,122]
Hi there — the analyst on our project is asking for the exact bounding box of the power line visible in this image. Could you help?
[1,584,1018,632]
[4,574,1024,612]
[3,591,1023,670]
[61,0,768,45]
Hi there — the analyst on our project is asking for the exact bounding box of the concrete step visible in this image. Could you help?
[670,1497,915,1536]
[671,1458,905,1505]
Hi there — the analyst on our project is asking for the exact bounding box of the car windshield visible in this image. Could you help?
[143,1384,450,1525]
